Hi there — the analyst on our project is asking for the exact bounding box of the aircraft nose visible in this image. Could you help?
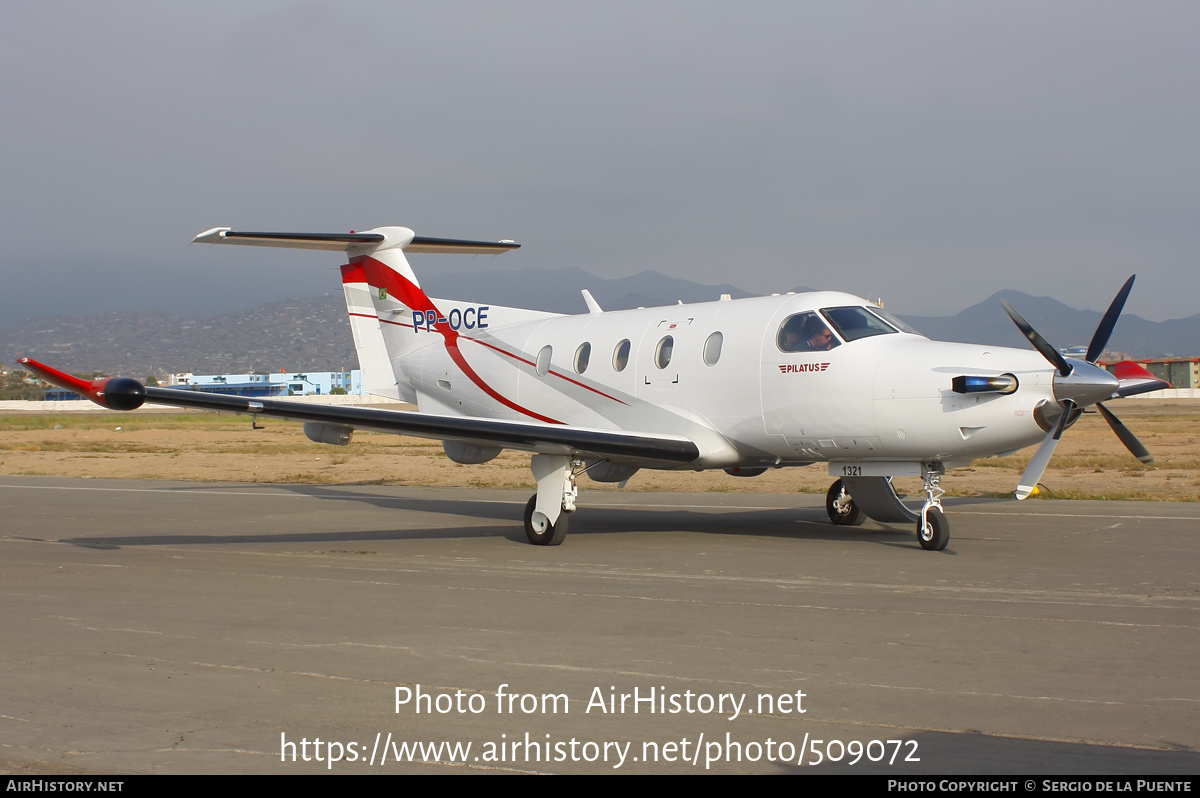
[1053,359,1119,407]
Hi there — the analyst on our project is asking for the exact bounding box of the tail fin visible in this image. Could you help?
[193,226,519,404]
[357,244,428,397]
[340,260,407,402]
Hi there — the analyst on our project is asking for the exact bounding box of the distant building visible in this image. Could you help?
[37,369,365,401]
[165,370,364,396]
[1138,358,1199,390]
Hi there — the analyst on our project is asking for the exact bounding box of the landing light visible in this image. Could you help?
[951,374,1018,395]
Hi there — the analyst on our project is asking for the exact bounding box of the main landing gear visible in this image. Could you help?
[826,479,864,526]
[523,454,581,545]
[524,494,569,545]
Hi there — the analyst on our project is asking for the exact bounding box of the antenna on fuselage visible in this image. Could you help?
[581,290,603,314]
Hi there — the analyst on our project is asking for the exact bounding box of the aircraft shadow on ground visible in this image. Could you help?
[50,483,942,551]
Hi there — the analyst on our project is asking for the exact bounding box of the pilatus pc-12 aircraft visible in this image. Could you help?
[21,226,1168,551]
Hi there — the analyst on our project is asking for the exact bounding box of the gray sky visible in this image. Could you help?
[2,1,1196,326]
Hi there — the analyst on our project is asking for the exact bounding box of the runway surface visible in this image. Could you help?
[1,475,1197,774]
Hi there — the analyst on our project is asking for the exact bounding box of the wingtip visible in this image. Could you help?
[192,227,231,244]
[15,357,145,411]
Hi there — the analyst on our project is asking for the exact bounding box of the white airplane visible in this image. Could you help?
[21,226,1169,551]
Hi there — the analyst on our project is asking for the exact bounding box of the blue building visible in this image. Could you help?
[166,370,364,396]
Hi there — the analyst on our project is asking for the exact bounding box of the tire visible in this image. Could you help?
[918,506,950,551]
[524,494,569,546]
[826,479,864,526]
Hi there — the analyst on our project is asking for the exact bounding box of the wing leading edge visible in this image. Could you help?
[18,358,700,465]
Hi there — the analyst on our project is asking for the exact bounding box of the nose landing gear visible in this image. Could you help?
[917,462,949,551]
[824,463,950,551]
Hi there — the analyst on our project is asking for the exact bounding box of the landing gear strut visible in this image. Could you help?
[917,462,949,551]
[523,454,581,546]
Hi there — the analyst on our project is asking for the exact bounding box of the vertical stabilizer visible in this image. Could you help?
[358,245,434,383]
[339,262,408,402]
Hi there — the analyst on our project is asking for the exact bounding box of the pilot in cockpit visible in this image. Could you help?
[779,313,838,352]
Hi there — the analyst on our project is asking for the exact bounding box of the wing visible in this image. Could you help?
[18,358,700,466]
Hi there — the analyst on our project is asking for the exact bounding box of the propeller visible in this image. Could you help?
[1096,403,1153,465]
[1001,276,1153,499]
[999,298,1073,377]
[1087,276,1135,363]
[1015,401,1073,500]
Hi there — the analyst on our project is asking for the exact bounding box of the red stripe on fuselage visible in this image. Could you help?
[469,338,627,405]
[358,256,562,425]
[469,337,535,366]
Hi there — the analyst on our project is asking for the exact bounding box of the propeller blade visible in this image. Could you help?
[1086,275,1135,363]
[1016,429,1060,500]
[1097,402,1154,465]
[1015,402,1073,500]
[1000,298,1072,377]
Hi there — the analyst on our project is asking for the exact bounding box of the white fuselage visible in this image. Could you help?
[390,291,1055,471]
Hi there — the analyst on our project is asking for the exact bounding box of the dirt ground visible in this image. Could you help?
[0,400,1197,501]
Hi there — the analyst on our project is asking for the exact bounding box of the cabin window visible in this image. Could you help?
[655,336,674,369]
[703,331,723,366]
[536,345,552,376]
[778,312,841,352]
[574,342,591,374]
[613,339,631,372]
[821,306,897,342]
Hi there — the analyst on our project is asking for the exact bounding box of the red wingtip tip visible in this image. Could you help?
[15,357,146,410]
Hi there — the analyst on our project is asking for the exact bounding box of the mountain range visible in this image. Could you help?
[2,267,1195,377]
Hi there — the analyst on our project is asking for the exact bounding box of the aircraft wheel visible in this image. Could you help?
[917,507,950,551]
[826,479,864,526]
[524,494,569,546]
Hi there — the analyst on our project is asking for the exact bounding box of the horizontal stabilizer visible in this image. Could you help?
[192,227,520,255]
[406,236,521,255]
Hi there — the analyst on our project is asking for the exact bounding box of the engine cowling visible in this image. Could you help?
[303,422,352,446]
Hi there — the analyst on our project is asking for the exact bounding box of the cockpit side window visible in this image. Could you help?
[820,306,897,342]
[778,312,840,352]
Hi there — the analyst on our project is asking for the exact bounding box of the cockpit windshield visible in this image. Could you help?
[866,306,922,336]
[819,306,898,342]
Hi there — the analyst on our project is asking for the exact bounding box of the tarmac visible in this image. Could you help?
[1,475,1197,774]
